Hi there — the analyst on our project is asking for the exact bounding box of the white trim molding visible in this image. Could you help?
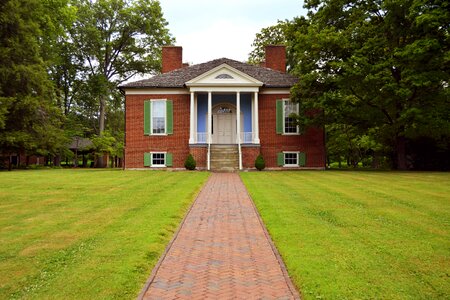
[123,88,189,95]
[259,88,291,94]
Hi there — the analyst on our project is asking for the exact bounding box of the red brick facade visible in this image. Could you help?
[241,146,260,168]
[258,94,325,168]
[124,92,325,169]
[125,93,191,169]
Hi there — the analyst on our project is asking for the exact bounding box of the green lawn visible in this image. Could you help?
[241,171,450,299]
[0,169,209,299]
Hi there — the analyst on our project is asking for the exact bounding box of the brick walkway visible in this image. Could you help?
[139,173,299,299]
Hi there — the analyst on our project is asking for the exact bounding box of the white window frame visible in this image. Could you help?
[150,152,166,167]
[283,99,300,135]
[150,99,167,136]
[283,151,300,167]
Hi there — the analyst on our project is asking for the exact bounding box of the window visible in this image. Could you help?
[152,100,166,134]
[151,152,165,167]
[277,152,306,167]
[144,152,173,167]
[283,100,299,134]
[276,99,300,135]
[284,152,299,166]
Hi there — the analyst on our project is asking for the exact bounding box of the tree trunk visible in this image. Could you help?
[396,136,407,170]
[97,95,106,168]
[8,155,12,171]
[54,154,61,167]
[74,149,78,168]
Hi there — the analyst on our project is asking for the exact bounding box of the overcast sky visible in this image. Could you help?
[159,0,307,64]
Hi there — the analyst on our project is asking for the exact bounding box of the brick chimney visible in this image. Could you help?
[265,45,286,73]
[162,46,182,73]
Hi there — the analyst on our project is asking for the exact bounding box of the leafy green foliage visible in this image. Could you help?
[0,0,174,169]
[248,21,289,65]
[69,0,174,134]
[290,0,450,169]
[254,154,266,171]
[0,0,68,166]
[184,153,197,170]
[250,0,450,170]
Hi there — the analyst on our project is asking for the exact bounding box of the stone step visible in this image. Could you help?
[210,145,239,171]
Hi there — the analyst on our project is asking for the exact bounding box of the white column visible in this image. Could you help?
[207,92,212,144]
[236,92,242,170]
[236,92,241,144]
[207,92,212,171]
[189,92,195,144]
[254,92,260,144]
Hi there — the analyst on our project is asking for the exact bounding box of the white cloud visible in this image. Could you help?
[159,0,306,64]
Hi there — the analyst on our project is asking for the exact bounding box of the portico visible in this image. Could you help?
[186,64,262,147]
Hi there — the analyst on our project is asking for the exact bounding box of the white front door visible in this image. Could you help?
[215,114,235,144]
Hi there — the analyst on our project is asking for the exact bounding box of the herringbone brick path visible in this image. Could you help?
[139,173,299,299]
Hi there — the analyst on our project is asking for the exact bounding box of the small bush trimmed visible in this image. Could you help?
[184,154,196,170]
[255,154,265,171]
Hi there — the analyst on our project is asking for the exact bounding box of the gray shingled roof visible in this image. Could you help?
[119,58,297,89]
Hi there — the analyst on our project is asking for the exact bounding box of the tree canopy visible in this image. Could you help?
[250,0,450,170]
[0,0,174,169]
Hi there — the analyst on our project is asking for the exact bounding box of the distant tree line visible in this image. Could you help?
[0,0,173,170]
[249,0,449,170]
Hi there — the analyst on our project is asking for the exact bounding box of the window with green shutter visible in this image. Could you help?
[144,99,173,135]
[146,152,172,167]
[276,99,300,135]
[279,151,306,167]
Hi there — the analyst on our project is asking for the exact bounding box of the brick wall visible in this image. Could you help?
[242,146,260,169]
[125,93,191,168]
[258,94,325,168]
[162,46,182,73]
[125,92,325,169]
[189,146,207,169]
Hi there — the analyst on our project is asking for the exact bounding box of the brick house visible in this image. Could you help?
[119,45,325,170]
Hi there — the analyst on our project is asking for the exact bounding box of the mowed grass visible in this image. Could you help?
[241,171,450,299]
[0,169,209,299]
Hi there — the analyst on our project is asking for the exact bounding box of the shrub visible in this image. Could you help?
[184,154,196,170]
[255,154,265,171]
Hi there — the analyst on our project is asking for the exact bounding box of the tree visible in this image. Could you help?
[248,21,288,64]
[69,0,174,136]
[0,0,69,169]
[288,0,450,169]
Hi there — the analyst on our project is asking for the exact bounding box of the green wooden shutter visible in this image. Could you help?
[144,100,151,135]
[299,152,306,166]
[166,153,173,167]
[276,99,283,134]
[277,152,284,166]
[144,152,151,167]
[166,100,173,134]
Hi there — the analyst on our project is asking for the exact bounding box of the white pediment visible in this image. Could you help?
[185,64,263,87]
